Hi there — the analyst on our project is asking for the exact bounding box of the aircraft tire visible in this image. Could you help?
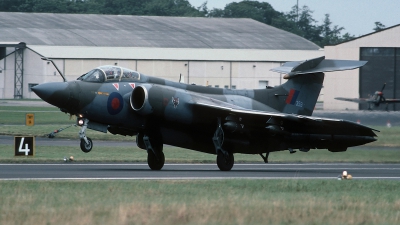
[216,151,234,171]
[148,150,165,170]
[80,137,93,153]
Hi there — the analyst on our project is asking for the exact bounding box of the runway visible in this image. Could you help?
[1,163,400,180]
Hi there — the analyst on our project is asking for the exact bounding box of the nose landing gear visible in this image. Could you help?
[78,118,93,153]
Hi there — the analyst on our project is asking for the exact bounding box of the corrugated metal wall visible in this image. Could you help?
[360,47,400,111]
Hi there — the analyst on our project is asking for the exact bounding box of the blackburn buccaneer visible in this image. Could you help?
[32,56,378,171]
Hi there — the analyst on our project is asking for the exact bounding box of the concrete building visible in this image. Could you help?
[0,12,323,99]
[325,24,400,111]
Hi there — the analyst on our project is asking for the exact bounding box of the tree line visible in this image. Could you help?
[0,0,383,47]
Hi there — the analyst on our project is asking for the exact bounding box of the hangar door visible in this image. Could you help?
[360,47,400,111]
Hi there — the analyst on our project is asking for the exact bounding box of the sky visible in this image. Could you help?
[188,0,400,37]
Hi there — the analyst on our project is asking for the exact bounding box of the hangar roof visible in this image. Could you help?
[0,12,320,50]
[28,45,324,62]
[327,24,400,48]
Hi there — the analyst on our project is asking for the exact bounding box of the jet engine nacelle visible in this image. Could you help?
[130,84,193,124]
[130,85,153,115]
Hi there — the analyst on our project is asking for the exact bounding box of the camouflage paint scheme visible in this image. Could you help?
[32,57,378,171]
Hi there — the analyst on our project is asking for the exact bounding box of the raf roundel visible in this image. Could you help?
[107,92,124,115]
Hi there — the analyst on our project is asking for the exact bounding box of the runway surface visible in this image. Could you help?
[1,163,400,180]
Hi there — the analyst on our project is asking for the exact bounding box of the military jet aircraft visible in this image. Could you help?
[335,83,400,110]
[32,56,378,171]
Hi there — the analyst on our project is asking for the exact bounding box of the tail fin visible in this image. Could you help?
[280,72,324,116]
[265,57,367,116]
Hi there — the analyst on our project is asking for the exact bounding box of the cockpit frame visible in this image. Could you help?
[78,65,141,83]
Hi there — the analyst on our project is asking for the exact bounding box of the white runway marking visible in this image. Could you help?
[1,177,400,181]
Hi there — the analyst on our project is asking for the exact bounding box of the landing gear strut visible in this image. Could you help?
[79,118,93,153]
[143,135,165,170]
[259,152,269,163]
[212,119,234,171]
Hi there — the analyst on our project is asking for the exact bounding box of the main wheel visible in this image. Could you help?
[80,137,93,153]
[216,151,234,171]
[148,151,165,170]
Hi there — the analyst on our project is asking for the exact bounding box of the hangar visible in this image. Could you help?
[324,24,400,111]
[0,12,323,100]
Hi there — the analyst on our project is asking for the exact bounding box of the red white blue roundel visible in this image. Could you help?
[107,92,124,115]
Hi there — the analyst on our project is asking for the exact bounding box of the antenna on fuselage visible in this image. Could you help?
[41,57,67,82]
[179,73,185,83]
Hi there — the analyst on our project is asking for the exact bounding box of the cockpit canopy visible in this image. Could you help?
[78,65,140,83]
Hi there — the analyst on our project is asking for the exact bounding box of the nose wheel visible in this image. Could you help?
[80,137,93,153]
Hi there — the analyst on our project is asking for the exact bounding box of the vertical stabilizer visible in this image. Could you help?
[280,72,324,116]
[266,57,367,116]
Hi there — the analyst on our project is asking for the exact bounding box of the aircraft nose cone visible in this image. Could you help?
[31,82,69,103]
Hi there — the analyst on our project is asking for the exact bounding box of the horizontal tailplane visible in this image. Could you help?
[271,56,367,79]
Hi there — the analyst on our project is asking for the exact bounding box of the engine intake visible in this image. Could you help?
[130,86,153,115]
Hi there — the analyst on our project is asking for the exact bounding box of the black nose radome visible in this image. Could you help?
[32,82,69,103]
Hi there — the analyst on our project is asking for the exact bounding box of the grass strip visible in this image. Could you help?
[1,179,399,225]
[0,125,134,141]
[1,144,400,163]
[0,105,69,125]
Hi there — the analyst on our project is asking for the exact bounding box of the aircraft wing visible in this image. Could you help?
[334,97,369,103]
[384,99,400,103]
[193,100,378,137]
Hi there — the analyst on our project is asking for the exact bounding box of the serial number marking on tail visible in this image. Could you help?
[295,100,304,107]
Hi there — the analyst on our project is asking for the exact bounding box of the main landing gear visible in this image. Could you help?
[142,134,165,170]
[79,118,93,153]
[213,119,234,171]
